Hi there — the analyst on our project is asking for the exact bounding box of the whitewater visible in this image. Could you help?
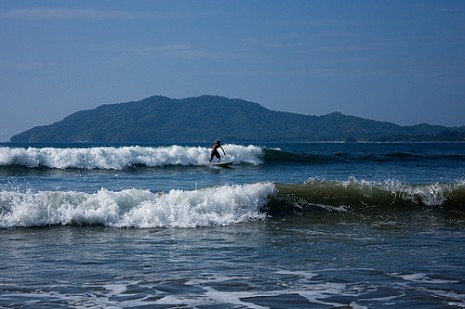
[1,142,465,308]
[0,144,263,169]
[0,183,274,229]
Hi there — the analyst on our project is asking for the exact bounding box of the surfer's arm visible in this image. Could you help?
[221,146,226,155]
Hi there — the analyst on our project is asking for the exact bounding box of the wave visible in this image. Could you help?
[262,148,328,163]
[269,178,465,215]
[0,183,275,228]
[262,148,465,164]
[1,179,465,229]
[2,144,463,170]
[0,145,263,170]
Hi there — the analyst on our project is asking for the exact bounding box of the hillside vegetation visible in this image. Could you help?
[10,95,465,143]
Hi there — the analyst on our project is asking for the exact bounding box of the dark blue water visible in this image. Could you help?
[1,142,465,308]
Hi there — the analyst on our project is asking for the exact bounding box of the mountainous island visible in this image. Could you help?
[10,95,465,143]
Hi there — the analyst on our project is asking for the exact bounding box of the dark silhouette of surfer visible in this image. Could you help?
[209,140,226,162]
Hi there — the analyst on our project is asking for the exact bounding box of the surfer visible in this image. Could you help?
[209,140,226,162]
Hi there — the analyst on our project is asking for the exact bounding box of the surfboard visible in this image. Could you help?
[210,161,234,167]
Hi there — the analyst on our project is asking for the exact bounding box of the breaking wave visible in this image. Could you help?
[269,178,465,215]
[0,183,275,228]
[2,144,464,170]
[2,178,465,229]
[0,145,263,170]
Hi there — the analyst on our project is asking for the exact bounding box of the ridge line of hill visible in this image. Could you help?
[10,95,465,143]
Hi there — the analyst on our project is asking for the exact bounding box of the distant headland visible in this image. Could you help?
[10,95,465,143]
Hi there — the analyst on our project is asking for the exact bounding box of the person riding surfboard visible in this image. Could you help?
[209,140,226,162]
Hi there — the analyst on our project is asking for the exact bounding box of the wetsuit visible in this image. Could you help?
[210,143,224,162]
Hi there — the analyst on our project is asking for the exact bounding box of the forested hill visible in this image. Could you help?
[10,95,465,143]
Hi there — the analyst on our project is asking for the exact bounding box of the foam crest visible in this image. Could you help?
[297,177,465,208]
[0,144,263,169]
[0,183,276,228]
[337,177,461,207]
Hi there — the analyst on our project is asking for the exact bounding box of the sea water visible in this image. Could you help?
[1,142,465,308]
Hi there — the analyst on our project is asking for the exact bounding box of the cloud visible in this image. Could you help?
[6,8,153,20]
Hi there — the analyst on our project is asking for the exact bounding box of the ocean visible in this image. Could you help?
[1,142,465,308]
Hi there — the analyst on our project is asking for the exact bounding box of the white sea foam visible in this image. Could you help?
[0,144,263,169]
[390,272,459,284]
[158,273,355,308]
[0,182,276,228]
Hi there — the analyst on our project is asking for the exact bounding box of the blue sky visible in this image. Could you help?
[1,0,464,141]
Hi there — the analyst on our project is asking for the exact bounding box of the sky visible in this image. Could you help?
[1,0,465,141]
